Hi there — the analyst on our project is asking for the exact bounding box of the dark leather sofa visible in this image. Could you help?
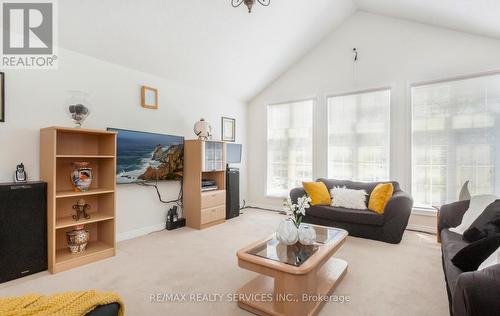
[290,178,412,244]
[85,303,120,316]
[438,200,500,316]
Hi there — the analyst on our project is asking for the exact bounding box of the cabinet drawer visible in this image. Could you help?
[201,190,225,209]
[200,205,225,225]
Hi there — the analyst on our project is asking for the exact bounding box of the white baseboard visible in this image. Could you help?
[116,223,165,242]
[244,201,282,212]
[407,223,435,234]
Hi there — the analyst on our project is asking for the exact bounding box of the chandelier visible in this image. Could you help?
[231,0,271,13]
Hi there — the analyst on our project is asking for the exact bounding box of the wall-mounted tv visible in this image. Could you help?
[107,128,184,184]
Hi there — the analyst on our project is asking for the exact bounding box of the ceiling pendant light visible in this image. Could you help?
[231,0,270,13]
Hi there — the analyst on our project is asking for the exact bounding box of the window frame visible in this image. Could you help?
[265,97,316,198]
[325,87,392,182]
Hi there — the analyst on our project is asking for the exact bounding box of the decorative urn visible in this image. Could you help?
[71,162,93,192]
[193,118,212,140]
[298,225,317,245]
[276,218,299,245]
[66,224,90,254]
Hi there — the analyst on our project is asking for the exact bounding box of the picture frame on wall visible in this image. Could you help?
[0,72,4,122]
[221,116,236,142]
[141,85,158,109]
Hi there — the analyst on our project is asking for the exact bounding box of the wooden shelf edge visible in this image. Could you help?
[56,214,114,229]
[201,189,225,195]
[56,189,114,199]
[41,126,117,135]
[53,248,115,274]
[55,241,114,265]
[56,155,115,159]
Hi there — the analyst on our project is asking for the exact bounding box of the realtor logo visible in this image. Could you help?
[1,0,58,68]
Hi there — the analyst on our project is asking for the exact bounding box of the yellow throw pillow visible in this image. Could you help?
[368,183,394,214]
[303,182,331,206]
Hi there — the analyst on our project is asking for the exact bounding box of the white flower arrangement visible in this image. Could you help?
[282,195,312,228]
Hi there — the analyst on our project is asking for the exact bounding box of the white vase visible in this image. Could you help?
[276,219,299,245]
[298,225,317,245]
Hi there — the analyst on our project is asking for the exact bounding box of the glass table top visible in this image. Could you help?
[247,226,344,267]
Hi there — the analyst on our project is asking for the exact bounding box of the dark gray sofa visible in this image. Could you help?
[290,178,412,244]
[438,200,500,316]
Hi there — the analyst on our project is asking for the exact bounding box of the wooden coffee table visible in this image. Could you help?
[236,225,348,316]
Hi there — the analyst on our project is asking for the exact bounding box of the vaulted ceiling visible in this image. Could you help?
[59,0,500,102]
[354,0,500,40]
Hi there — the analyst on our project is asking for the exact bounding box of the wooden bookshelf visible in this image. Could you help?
[183,140,227,229]
[40,127,117,273]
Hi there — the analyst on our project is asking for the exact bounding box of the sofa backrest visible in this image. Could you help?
[317,178,401,196]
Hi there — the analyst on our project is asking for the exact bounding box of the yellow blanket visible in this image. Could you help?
[0,290,124,316]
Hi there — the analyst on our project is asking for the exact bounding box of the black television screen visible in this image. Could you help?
[107,128,184,184]
[227,143,242,164]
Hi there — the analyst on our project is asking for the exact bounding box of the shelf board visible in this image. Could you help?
[201,189,225,196]
[42,126,117,135]
[56,213,114,229]
[56,154,115,159]
[55,240,113,264]
[56,188,114,198]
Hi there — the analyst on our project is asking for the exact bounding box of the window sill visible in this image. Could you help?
[265,194,287,199]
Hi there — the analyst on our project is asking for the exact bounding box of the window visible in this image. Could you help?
[267,100,313,197]
[412,74,500,207]
[327,89,391,182]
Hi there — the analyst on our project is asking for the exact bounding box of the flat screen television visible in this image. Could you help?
[227,143,242,164]
[107,128,184,184]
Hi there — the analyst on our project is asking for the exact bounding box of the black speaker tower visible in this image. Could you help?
[0,182,48,283]
[226,167,240,219]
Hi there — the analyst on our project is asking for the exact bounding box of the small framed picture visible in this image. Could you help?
[0,72,4,122]
[221,117,236,142]
[141,85,158,109]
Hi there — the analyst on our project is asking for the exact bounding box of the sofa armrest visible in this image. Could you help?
[381,190,413,243]
[453,264,500,316]
[290,187,307,204]
[438,200,470,233]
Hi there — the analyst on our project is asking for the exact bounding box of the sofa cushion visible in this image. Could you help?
[318,178,401,196]
[306,205,384,226]
[463,199,500,242]
[368,183,394,214]
[330,186,367,210]
[452,234,500,272]
[303,181,331,206]
[441,229,469,295]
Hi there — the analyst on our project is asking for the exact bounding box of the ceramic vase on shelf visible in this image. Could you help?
[66,224,90,254]
[276,218,299,245]
[298,225,317,245]
[71,162,93,192]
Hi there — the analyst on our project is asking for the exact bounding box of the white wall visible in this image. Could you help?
[247,12,500,219]
[0,48,247,240]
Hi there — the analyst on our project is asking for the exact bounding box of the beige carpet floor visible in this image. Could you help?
[0,209,448,316]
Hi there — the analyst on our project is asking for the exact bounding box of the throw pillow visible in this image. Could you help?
[303,182,331,206]
[451,234,500,272]
[368,183,394,214]
[463,200,500,242]
[479,246,500,270]
[330,186,368,210]
[450,195,498,235]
